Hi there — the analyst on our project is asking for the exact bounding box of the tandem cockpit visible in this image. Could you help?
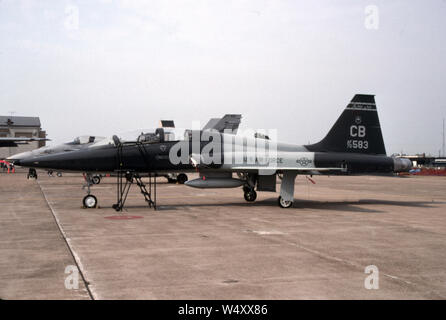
[88,127,184,148]
[67,135,102,146]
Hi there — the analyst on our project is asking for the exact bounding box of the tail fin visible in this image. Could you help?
[305,94,386,155]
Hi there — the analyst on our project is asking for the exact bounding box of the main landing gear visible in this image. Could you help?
[278,196,293,208]
[241,172,296,208]
[166,173,188,184]
[91,175,101,185]
[27,168,37,179]
[177,173,188,184]
[277,171,297,208]
[243,186,257,202]
[242,174,258,203]
[47,170,63,177]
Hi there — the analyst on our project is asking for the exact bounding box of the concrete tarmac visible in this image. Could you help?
[1,171,445,299]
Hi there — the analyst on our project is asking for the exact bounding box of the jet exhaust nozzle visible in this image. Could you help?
[393,158,412,172]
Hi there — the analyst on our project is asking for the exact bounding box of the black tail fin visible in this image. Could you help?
[305,94,386,155]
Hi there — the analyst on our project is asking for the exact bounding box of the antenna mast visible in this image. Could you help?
[443,118,445,157]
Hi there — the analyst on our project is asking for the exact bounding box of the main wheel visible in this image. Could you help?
[91,175,101,185]
[57,172,63,177]
[177,173,188,184]
[83,195,98,208]
[28,169,37,179]
[244,190,257,202]
[278,196,293,208]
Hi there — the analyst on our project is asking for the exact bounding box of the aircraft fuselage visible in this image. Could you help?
[16,133,409,175]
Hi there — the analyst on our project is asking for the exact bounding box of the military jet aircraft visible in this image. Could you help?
[15,95,412,209]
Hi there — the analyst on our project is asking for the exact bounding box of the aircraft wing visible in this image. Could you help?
[0,137,48,141]
[0,137,49,147]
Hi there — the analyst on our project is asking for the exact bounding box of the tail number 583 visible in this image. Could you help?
[347,140,369,149]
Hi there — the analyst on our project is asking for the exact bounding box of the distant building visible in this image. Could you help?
[0,116,47,159]
[397,154,446,168]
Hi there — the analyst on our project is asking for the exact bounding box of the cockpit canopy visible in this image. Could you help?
[88,128,181,148]
[119,128,179,143]
[137,128,167,143]
[67,136,102,145]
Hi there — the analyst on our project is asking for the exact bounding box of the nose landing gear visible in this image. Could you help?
[83,194,98,208]
[82,173,98,209]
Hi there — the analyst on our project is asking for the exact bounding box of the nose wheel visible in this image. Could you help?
[82,173,99,209]
[278,196,293,208]
[83,194,98,208]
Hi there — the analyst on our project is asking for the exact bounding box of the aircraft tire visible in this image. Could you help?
[177,173,188,184]
[244,190,257,202]
[167,178,176,183]
[83,195,98,208]
[91,175,101,185]
[278,196,293,208]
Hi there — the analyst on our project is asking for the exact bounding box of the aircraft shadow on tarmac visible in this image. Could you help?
[124,198,441,213]
[288,198,440,213]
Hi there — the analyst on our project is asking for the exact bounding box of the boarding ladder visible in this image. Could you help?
[112,137,157,211]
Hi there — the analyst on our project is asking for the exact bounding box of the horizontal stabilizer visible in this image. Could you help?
[159,120,175,128]
[202,118,221,131]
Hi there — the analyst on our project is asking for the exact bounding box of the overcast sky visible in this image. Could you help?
[1,0,445,155]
